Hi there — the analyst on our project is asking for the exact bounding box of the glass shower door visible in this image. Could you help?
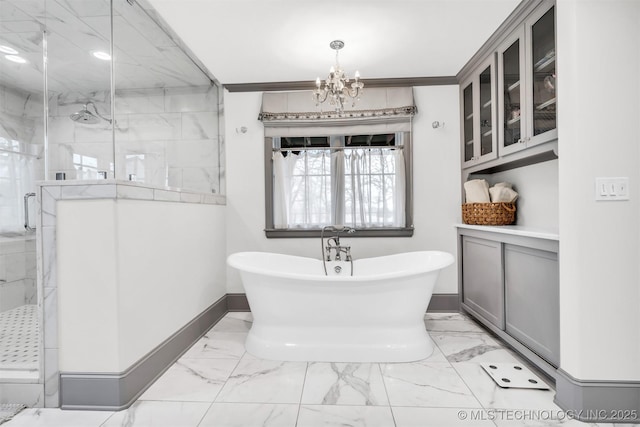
[0,144,42,379]
[0,0,46,380]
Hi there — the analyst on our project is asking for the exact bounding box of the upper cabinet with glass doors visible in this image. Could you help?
[461,55,498,168]
[499,3,556,156]
[459,0,557,170]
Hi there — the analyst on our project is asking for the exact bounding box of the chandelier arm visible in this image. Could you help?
[313,88,329,104]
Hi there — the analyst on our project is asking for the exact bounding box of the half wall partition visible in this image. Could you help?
[0,0,223,406]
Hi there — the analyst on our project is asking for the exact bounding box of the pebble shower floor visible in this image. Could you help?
[0,305,39,371]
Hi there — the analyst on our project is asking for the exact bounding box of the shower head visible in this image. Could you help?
[69,102,112,124]
[70,105,100,124]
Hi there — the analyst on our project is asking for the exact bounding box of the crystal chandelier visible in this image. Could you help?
[313,40,364,113]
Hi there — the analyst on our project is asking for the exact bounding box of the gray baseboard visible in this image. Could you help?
[226,293,250,311]
[427,294,460,312]
[555,369,640,423]
[58,291,460,410]
[59,296,227,411]
[223,293,460,313]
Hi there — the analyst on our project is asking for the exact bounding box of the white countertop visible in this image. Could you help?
[455,223,559,241]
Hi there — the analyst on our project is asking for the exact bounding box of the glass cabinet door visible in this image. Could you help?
[479,64,494,158]
[463,82,474,163]
[501,37,523,150]
[530,6,556,139]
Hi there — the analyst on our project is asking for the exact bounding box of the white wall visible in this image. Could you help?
[478,159,559,230]
[224,85,461,294]
[558,0,640,381]
[57,199,226,372]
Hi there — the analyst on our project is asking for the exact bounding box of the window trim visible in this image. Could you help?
[264,133,414,238]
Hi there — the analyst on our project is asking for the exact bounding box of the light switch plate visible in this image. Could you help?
[595,177,630,201]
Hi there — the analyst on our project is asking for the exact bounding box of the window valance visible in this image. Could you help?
[259,87,417,137]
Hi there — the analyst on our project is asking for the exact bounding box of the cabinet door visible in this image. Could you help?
[477,56,498,163]
[461,80,475,167]
[526,3,557,146]
[462,236,504,329]
[461,56,498,169]
[504,244,559,366]
[498,28,526,157]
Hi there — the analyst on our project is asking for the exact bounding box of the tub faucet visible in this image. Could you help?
[321,225,355,275]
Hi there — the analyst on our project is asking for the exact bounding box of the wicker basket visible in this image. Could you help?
[462,202,516,225]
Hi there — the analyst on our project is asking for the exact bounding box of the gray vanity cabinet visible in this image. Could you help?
[458,227,560,375]
[461,236,504,329]
[504,244,559,366]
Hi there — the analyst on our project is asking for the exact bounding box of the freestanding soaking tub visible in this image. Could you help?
[227,251,454,362]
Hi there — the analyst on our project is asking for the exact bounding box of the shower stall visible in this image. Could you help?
[0,0,222,406]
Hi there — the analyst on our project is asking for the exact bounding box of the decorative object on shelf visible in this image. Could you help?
[462,202,516,225]
[312,40,364,113]
[544,73,555,93]
[462,180,517,225]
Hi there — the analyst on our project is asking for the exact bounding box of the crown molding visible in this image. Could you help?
[224,76,458,93]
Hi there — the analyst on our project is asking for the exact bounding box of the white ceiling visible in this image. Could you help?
[146,0,522,85]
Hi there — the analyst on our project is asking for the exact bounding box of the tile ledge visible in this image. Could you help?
[37,180,226,206]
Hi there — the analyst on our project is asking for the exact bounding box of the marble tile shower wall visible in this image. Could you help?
[0,237,37,312]
[48,85,221,194]
[0,84,44,147]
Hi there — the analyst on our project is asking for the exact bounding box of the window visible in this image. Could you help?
[265,132,413,237]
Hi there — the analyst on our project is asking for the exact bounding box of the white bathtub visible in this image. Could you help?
[227,250,454,362]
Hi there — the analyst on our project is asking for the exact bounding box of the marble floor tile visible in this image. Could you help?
[301,362,389,406]
[5,408,112,427]
[198,403,298,427]
[139,358,239,402]
[431,332,520,363]
[422,337,450,363]
[424,315,486,334]
[182,331,247,359]
[452,362,559,410]
[297,405,395,427]
[392,407,497,427]
[425,313,470,321]
[493,413,606,426]
[381,361,481,408]
[100,401,211,427]
[215,357,307,403]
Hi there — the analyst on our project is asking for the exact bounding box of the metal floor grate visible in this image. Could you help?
[0,305,39,371]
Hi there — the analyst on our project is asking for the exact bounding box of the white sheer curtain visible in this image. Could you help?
[272,151,296,228]
[273,150,331,228]
[273,147,405,229]
[345,148,405,228]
